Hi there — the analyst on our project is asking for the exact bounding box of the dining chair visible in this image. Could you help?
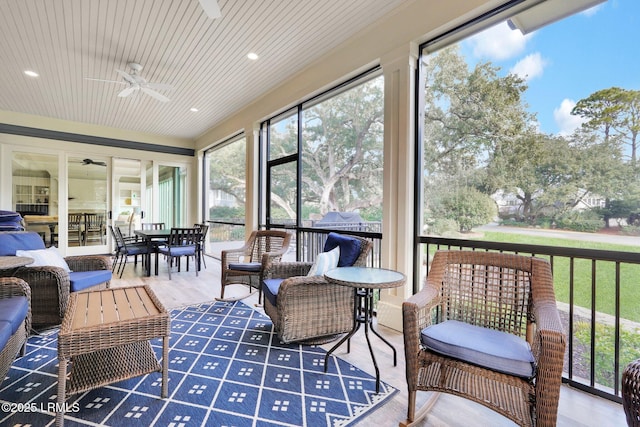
[194,223,209,269]
[83,213,105,245]
[141,222,165,230]
[158,227,200,279]
[67,213,83,246]
[109,225,149,278]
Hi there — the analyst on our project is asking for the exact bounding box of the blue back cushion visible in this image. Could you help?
[0,231,46,256]
[323,232,362,267]
[0,210,24,231]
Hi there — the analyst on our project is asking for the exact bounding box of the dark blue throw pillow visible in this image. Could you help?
[323,232,362,267]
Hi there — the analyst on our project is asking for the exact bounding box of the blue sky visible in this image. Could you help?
[461,0,639,136]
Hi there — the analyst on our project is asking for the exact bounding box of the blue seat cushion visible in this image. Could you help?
[159,246,196,257]
[124,244,149,256]
[69,270,112,292]
[421,320,536,379]
[0,296,29,334]
[229,262,262,272]
[0,322,12,351]
[0,231,46,256]
[262,278,284,308]
[323,232,362,267]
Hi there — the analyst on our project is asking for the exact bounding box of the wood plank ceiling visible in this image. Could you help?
[0,0,411,140]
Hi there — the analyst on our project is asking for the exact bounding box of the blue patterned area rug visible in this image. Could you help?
[0,301,397,426]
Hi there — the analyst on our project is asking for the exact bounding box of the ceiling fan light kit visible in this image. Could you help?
[83,1,220,103]
[86,62,172,103]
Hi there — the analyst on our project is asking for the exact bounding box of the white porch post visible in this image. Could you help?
[376,43,418,331]
[244,123,260,235]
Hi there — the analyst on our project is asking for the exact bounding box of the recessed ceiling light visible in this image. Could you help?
[24,70,39,77]
[190,108,199,112]
[247,52,259,60]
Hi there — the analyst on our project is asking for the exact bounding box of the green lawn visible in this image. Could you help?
[464,231,640,323]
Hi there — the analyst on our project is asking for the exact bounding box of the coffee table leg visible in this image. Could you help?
[56,357,67,427]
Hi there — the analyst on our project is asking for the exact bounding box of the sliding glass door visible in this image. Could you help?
[66,156,109,255]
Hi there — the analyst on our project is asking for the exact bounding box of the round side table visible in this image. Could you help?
[324,266,406,393]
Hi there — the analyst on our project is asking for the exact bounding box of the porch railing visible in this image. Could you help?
[420,235,640,403]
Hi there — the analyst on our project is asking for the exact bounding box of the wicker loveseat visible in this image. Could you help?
[0,231,112,328]
[0,277,31,384]
[401,250,566,427]
[262,232,372,344]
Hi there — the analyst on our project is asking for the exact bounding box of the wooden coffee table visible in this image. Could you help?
[56,285,170,426]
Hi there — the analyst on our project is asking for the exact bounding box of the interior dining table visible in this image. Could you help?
[134,228,171,276]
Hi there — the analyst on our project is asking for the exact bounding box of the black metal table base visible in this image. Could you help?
[323,288,397,393]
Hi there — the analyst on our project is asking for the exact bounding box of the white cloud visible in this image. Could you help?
[510,52,547,81]
[553,99,587,136]
[467,21,532,61]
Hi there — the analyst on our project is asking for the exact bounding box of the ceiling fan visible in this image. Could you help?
[81,158,107,167]
[198,0,221,19]
[85,62,172,103]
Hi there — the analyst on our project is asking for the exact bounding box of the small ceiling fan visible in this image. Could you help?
[85,62,172,103]
[81,158,107,167]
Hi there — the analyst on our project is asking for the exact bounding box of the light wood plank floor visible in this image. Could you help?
[110,254,627,427]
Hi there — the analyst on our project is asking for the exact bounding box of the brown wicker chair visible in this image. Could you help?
[0,277,31,384]
[220,230,292,304]
[401,250,566,427]
[623,358,640,426]
[0,231,112,328]
[262,234,372,344]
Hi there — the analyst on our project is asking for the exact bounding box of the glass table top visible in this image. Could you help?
[324,266,405,288]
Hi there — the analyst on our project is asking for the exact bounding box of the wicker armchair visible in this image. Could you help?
[262,233,372,344]
[623,358,640,426]
[401,250,566,427]
[0,277,31,384]
[0,231,111,328]
[220,230,292,304]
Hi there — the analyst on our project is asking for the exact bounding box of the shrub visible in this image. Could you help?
[574,321,640,388]
[555,210,603,232]
[429,218,459,236]
[435,187,497,232]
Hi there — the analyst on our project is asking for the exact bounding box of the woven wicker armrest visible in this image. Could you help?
[0,277,31,301]
[65,254,112,272]
[530,299,566,425]
[277,274,327,294]
[402,284,440,367]
[274,274,354,343]
[264,261,313,279]
[7,266,70,322]
[0,277,32,334]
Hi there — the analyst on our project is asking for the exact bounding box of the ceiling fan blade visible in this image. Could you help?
[84,77,126,85]
[118,86,138,97]
[116,69,137,85]
[141,87,170,102]
[198,0,221,19]
[145,82,173,91]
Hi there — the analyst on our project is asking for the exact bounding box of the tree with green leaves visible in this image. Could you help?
[572,87,640,164]
[208,140,246,205]
[301,78,384,216]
